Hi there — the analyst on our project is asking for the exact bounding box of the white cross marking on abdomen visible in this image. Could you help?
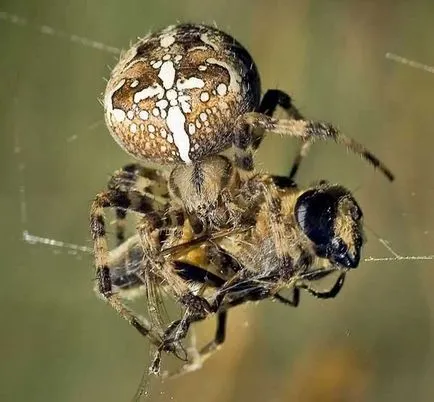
[166,106,191,163]
[132,56,206,163]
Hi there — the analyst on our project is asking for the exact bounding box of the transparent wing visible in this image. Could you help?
[109,233,171,335]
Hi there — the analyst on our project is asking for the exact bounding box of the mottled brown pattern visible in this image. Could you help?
[104,24,260,164]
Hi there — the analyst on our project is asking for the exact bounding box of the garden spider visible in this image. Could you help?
[102,23,394,231]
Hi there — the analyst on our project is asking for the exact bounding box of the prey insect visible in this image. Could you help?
[99,158,366,376]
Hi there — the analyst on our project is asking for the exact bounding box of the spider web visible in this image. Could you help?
[3,8,434,402]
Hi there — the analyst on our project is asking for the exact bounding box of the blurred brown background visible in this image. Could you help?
[1,1,434,401]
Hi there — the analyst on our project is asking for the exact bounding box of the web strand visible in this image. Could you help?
[0,10,120,54]
[23,231,92,255]
[13,109,92,257]
[19,231,434,263]
[385,52,434,74]
[363,238,434,262]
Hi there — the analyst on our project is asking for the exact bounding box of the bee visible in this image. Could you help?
[100,155,365,376]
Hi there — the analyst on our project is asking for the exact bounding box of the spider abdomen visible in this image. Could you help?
[104,24,261,165]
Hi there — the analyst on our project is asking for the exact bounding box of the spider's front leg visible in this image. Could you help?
[90,190,166,348]
[91,173,188,362]
[107,163,169,246]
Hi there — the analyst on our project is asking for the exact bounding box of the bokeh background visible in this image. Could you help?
[1,1,434,401]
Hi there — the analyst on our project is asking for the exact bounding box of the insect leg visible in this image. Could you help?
[166,311,228,378]
[200,311,227,356]
[150,294,213,375]
[212,275,272,311]
[287,140,313,181]
[274,271,345,306]
[149,254,242,375]
[273,288,300,307]
[298,272,346,299]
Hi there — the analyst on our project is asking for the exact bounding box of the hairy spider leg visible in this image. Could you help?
[237,112,394,181]
[233,89,303,172]
[107,163,169,245]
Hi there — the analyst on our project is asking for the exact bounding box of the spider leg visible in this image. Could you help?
[91,191,200,367]
[90,191,169,350]
[255,90,314,181]
[237,112,394,181]
[252,89,303,148]
[234,89,302,172]
[103,168,199,354]
[288,139,313,181]
[107,163,169,245]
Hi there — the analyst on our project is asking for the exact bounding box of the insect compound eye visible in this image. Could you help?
[295,189,335,250]
[295,187,361,268]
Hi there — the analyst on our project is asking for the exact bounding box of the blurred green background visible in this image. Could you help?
[1,0,434,401]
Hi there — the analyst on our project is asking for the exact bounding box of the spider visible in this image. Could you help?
[102,23,394,231]
[101,159,365,376]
